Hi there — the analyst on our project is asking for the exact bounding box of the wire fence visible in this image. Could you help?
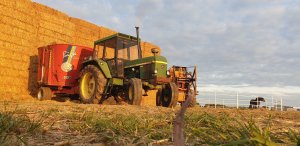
[197,91,284,111]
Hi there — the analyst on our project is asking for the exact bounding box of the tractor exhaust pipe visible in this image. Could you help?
[135,26,142,59]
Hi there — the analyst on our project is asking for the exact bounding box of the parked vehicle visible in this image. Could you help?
[78,28,178,107]
[37,44,93,100]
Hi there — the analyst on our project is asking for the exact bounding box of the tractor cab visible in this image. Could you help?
[93,33,141,78]
[91,32,170,86]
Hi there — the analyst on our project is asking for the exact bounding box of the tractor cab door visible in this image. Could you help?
[105,39,129,78]
[107,37,137,78]
[106,58,125,78]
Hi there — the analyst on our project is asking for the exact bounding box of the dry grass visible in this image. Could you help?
[0,104,43,145]
[0,99,299,145]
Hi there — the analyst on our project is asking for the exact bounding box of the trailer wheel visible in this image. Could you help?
[161,82,178,108]
[126,78,142,105]
[79,65,107,104]
[37,87,52,100]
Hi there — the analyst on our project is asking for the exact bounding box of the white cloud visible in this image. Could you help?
[111,16,121,25]
[135,0,163,26]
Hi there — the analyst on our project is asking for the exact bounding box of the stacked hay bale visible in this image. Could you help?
[71,18,111,47]
[141,42,161,57]
[0,0,161,101]
[0,0,38,99]
[34,3,75,48]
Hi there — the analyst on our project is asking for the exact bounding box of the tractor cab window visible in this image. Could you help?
[116,38,138,60]
[94,45,115,59]
[116,40,128,60]
[94,38,116,60]
[129,45,139,60]
[95,37,138,61]
[93,33,141,78]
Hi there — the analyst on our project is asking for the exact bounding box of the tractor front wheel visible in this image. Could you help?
[126,78,142,105]
[79,65,107,104]
[156,89,162,106]
[160,82,178,108]
[37,87,52,100]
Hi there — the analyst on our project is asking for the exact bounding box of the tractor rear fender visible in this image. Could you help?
[81,59,112,79]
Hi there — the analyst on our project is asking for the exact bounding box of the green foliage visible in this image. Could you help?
[223,117,277,146]
[1,103,299,145]
[184,112,297,146]
[53,108,299,145]
[66,111,174,145]
[0,110,42,145]
[286,129,300,145]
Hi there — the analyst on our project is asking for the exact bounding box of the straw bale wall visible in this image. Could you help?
[0,0,160,100]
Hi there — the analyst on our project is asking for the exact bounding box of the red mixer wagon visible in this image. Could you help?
[37,44,93,100]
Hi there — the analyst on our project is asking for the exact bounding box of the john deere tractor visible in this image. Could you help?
[79,28,178,107]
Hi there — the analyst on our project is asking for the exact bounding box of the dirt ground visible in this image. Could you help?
[0,97,299,145]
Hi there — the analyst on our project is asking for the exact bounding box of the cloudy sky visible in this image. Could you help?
[33,0,300,106]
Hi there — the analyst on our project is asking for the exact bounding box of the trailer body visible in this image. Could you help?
[37,44,93,97]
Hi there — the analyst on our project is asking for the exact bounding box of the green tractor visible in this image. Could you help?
[79,28,178,107]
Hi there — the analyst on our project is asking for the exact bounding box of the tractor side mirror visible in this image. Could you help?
[151,48,159,56]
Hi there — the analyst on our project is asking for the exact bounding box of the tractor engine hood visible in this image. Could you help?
[124,56,167,68]
[124,56,169,83]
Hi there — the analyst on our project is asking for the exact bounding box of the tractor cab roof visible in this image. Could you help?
[94,33,140,49]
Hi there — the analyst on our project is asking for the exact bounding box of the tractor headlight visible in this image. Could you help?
[154,69,158,74]
[167,70,170,76]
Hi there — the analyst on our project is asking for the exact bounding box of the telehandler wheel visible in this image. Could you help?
[161,82,178,108]
[126,78,142,105]
[37,87,52,100]
[79,65,107,104]
[188,90,197,107]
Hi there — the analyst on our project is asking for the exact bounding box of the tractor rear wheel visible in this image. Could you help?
[37,87,52,100]
[161,82,178,108]
[79,65,107,104]
[126,78,142,105]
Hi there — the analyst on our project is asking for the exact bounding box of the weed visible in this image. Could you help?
[0,110,42,145]
[62,110,174,145]
[184,112,283,145]
[1,102,298,145]
[286,129,300,146]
